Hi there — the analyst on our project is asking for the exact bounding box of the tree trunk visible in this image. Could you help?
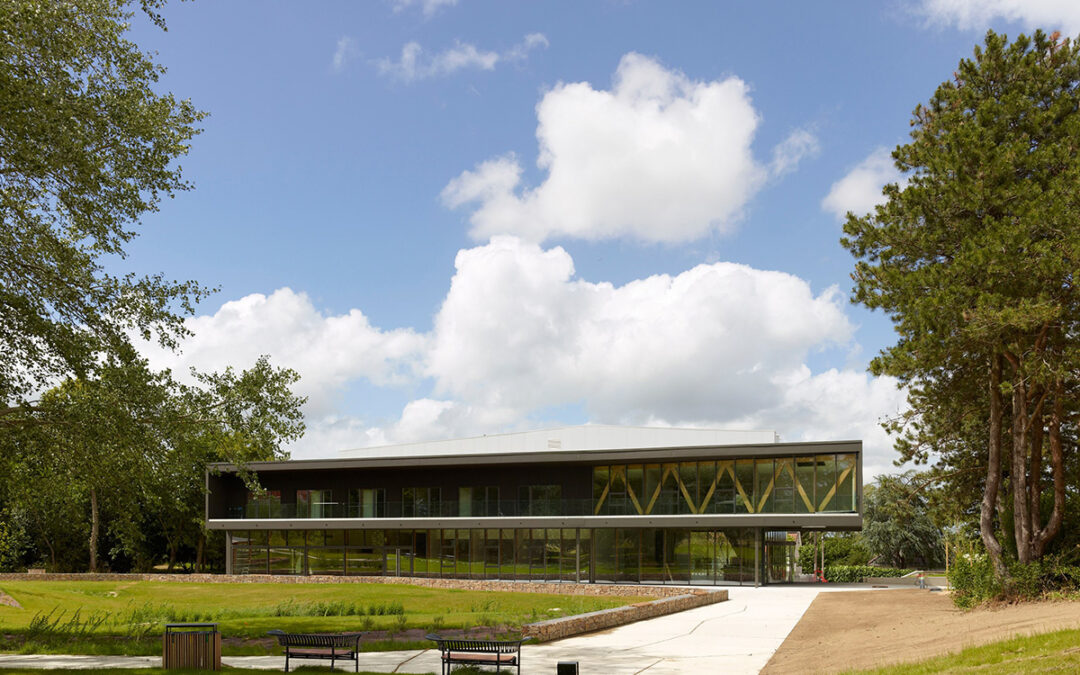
[89,488,99,573]
[1028,398,1044,542]
[1011,373,1032,563]
[196,532,205,573]
[1033,380,1066,558]
[981,355,1008,578]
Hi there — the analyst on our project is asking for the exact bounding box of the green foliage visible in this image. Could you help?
[799,534,871,573]
[0,0,211,405]
[823,565,913,584]
[863,473,943,568]
[842,30,1080,572]
[947,554,1002,609]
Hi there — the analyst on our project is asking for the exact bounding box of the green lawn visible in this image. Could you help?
[0,580,645,656]
[847,627,1080,674]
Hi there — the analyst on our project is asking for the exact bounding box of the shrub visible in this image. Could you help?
[823,565,912,583]
[948,553,1000,609]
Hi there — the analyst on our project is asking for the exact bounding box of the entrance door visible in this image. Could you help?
[766,541,796,583]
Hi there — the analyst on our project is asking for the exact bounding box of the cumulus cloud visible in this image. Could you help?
[918,0,1080,35]
[426,236,856,422]
[390,0,458,18]
[147,243,905,469]
[138,288,426,417]
[377,33,547,82]
[822,147,905,221]
[332,36,358,72]
[443,53,816,244]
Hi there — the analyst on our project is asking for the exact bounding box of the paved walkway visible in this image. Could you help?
[0,584,913,674]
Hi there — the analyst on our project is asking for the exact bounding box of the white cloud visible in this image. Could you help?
[822,147,905,221]
[443,53,816,244]
[332,36,358,72]
[426,236,856,422]
[771,128,820,177]
[390,0,458,18]
[148,243,905,470]
[377,33,547,82]
[918,0,1080,35]
[138,288,426,417]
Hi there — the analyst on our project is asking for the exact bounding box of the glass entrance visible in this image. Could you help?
[766,535,797,583]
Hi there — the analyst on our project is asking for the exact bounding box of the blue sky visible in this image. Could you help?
[124,0,1080,477]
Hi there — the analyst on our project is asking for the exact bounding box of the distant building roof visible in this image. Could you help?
[338,424,778,460]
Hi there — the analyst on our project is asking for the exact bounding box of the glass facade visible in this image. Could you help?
[593,453,858,515]
[229,527,771,585]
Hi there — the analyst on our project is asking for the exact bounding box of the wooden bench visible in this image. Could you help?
[425,634,533,675]
[267,630,363,672]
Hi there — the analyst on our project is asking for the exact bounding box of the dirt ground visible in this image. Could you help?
[762,589,1080,674]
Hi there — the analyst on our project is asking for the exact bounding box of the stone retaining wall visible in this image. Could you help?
[0,572,697,598]
[522,589,727,642]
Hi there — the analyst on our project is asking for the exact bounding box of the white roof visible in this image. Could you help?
[338,424,778,459]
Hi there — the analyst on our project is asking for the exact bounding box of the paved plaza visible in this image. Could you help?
[0,585,908,674]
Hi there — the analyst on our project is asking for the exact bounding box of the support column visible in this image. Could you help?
[754,528,762,587]
[575,528,581,583]
[224,532,233,575]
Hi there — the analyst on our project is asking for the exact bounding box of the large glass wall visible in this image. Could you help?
[229,527,771,585]
[593,453,858,515]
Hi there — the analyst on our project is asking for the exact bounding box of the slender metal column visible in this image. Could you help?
[754,528,762,587]
[224,532,233,575]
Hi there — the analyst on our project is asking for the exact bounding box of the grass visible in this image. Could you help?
[0,580,646,656]
[846,627,1080,674]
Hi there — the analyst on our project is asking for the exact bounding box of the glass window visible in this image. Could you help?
[403,487,442,517]
[795,456,816,513]
[520,485,561,516]
[607,466,627,514]
[644,464,662,514]
[698,462,717,513]
[616,528,640,582]
[773,458,795,513]
[659,464,681,515]
[592,466,609,513]
[735,460,755,513]
[348,488,385,518]
[714,462,736,513]
[836,454,857,511]
[459,487,498,516]
[816,455,838,511]
[680,462,698,514]
[246,490,281,518]
[755,459,774,514]
[627,465,644,514]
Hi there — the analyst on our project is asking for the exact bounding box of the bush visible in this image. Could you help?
[948,552,1080,608]
[823,565,913,583]
[948,554,1001,609]
[799,535,872,573]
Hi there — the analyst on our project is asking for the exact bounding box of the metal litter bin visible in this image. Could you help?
[163,623,221,670]
[557,661,579,675]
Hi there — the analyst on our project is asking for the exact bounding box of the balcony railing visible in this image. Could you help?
[223,497,857,520]
[228,499,590,520]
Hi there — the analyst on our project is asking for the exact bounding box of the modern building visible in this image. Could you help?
[205,425,862,586]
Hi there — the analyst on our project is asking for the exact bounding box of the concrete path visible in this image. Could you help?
[0,584,914,674]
